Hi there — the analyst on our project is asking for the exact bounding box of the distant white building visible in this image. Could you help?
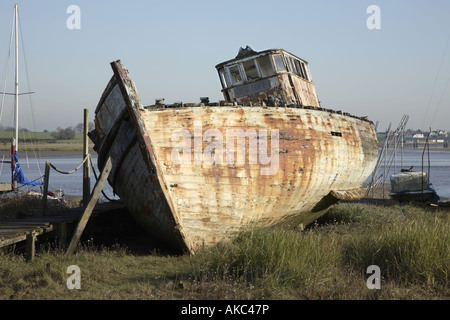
[438,130,448,137]
[429,130,448,138]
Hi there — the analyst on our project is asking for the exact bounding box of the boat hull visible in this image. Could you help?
[90,61,378,253]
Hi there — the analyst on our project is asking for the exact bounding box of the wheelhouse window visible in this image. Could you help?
[294,60,305,79]
[287,57,298,75]
[222,51,309,87]
[273,54,286,72]
[219,68,230,88]
[302,63,311,81]
[256,55,275,78]
[285,55,310,81]
[228,65,243,85]
[242,59,259,81]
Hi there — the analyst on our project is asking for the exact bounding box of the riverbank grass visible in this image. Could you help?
[0,201,448,299]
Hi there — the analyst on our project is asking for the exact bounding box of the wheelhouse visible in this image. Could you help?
[215,46,320,108]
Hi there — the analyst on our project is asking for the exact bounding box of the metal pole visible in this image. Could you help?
[12,5,18,191]
[11,138,15,191]
[394,130,397,173]
[14,4,18,153]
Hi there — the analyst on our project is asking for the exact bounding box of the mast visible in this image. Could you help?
[5,4,38,191]
[10,4,19,191]
[14,4,19,152]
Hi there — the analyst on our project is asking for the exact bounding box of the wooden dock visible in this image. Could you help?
[0,201,125,261]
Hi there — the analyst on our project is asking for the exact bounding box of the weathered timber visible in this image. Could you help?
[41,161,51,216]
[26,231,36,262]
[0,222,53,261]
[66,157,112,255]
[57,222,67,250]
[0,201,125,259]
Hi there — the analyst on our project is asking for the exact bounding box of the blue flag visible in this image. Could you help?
[13,151,43,187]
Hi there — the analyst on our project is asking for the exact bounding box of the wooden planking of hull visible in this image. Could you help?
[89,60,378,253]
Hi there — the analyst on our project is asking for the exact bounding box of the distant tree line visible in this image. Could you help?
[0,122,94,141]
[51,127,76,140]
[51,122,94,140]
[0,125,30,132]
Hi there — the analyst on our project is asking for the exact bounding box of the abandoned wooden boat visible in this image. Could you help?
[89,47,378,253]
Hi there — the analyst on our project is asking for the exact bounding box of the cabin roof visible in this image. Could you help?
[215,47,309,69]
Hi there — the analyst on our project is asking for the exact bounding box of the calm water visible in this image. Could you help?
[0,154,118,201]
[1,149,449,200]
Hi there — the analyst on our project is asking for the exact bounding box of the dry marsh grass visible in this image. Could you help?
[0,201,448,300]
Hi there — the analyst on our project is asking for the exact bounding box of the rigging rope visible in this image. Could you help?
[429,70,450,127]
[0,8,15,126]
[17,7,43,177]
[1,7,43,182]
[47,154,90,175]
[45,153,114,202]
[88,155,114,202]
[422,33,450,129]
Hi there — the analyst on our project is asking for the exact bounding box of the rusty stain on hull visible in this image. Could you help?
[89,49,378,253]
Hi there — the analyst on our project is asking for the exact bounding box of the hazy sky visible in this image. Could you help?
[0,0,449,132]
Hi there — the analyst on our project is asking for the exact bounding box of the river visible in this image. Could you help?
[1,149,449,200]
[368,148,450,198]
[0,151,118,201]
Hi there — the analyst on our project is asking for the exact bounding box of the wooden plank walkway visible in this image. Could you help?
[0,221,54,248]
[0,201,125,260]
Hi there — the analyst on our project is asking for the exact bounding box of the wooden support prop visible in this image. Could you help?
[57,222,67,250]
[26,231,36,262]
[66,157,112,255]
[41,161,51,217]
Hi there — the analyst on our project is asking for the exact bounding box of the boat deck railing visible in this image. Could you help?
[143,102,373,124]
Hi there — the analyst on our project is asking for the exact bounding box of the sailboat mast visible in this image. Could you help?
[14,4,19,152]
[10,4,19,191]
